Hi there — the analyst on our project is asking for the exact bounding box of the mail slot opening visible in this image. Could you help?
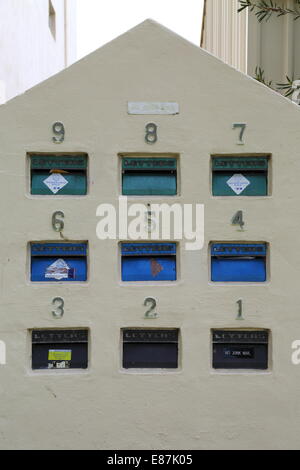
[30,242,88,282]
[122,156,177,195]
[212,156,269,196]
[32,329,88,370]
[122,329,179,369]
[121,242,177,281]
[30,154,87,195]
[212,329,269,369]
[211,243,267,282]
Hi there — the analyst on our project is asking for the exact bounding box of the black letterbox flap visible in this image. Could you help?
[122,157,176,171]
[123,330,178,343]
[31,155,87,170]
[211,243,266,256]
[213,330,268,344]
[212,157,268,171]
[32,330,88,344]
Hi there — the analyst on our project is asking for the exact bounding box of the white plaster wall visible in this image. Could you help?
[0,0,76,102]
[1,20,300,450]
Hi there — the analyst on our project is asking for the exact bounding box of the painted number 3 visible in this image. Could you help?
[52,297,64,318]
[145,123,157,144]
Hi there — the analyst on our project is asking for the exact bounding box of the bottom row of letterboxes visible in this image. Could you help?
[31,329,269,370]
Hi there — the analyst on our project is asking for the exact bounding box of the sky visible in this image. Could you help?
[76,0,204,59]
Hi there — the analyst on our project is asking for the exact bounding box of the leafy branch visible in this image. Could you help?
[253,67,299,98]
[238,0,300,22]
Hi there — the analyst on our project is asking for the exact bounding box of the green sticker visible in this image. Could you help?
[48,349,72,361]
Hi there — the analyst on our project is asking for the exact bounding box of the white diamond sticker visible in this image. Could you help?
[43,173,68,194]
[45,259,70,280]
[226,174,250,195]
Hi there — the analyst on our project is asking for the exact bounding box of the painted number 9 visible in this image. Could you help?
[52,121,65,143]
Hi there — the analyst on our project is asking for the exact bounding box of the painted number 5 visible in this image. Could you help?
[233,123,246,145]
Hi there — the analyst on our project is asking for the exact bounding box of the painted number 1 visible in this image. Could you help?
[232,123,246,145]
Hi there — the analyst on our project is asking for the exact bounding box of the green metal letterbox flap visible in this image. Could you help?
[212,156,268,171]
[122,157,177,171]
[31,155,87,170]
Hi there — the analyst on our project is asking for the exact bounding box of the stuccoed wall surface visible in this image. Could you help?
[0,20,300,450]
[0,0,76,102]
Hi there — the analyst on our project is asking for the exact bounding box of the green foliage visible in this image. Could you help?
[254,66,273,88]
[238,0,300,22]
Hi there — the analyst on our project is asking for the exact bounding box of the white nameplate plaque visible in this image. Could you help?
[127,102,179,115]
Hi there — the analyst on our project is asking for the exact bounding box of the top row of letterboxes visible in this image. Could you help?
[30,154,269,196]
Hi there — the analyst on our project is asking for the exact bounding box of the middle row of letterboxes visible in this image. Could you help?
[30,242,267,282]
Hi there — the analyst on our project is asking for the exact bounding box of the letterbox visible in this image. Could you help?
[30,154,87,195]
[122,156,177,195]
[212,330,269,369]
[122,329,179,369]
[32,329,88,370]
[31,242,88,282]
[212,156,268,196]
[211,243,267,282]
[121,242,176,281]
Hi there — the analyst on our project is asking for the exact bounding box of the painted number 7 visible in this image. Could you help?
[232,123,246,145]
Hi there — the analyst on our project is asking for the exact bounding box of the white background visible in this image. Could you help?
[76,0,204,59]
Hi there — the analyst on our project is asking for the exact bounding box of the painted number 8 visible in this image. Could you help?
[52,121,65,143]
[145,123,157,144]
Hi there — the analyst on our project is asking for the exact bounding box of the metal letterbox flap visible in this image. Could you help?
[211,243,266,256]
[123,329,178,343]
[32,329,88,344]
[212,330,268,344]
[31,155,87,170]
[212,157,268,171]
[31,243,87,257]
[122,157,176,171]
[121,243,176,256]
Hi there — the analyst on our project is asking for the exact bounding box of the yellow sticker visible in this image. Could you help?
[48,349,72,361]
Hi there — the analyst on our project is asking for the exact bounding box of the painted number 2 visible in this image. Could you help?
[232,123,246,145]
[52,121,65,143]
[145,123,157,144]
[144,297,158,319]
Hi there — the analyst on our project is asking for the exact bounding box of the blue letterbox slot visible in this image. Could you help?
[121,243,176,281]
[211,243,267,282]
[31,243,87,282]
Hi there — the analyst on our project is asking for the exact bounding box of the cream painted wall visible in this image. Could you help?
[202,0,300,85]
[0,0,76,102]
[1,20,300,450]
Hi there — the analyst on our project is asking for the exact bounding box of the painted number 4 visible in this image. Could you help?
[232,210,245,230]
[233,123,246,145]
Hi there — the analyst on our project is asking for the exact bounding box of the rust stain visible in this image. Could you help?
[150,258,163,277]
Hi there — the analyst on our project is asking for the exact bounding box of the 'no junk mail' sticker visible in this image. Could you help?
[226,173,250,195]
[43,173,68,194]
